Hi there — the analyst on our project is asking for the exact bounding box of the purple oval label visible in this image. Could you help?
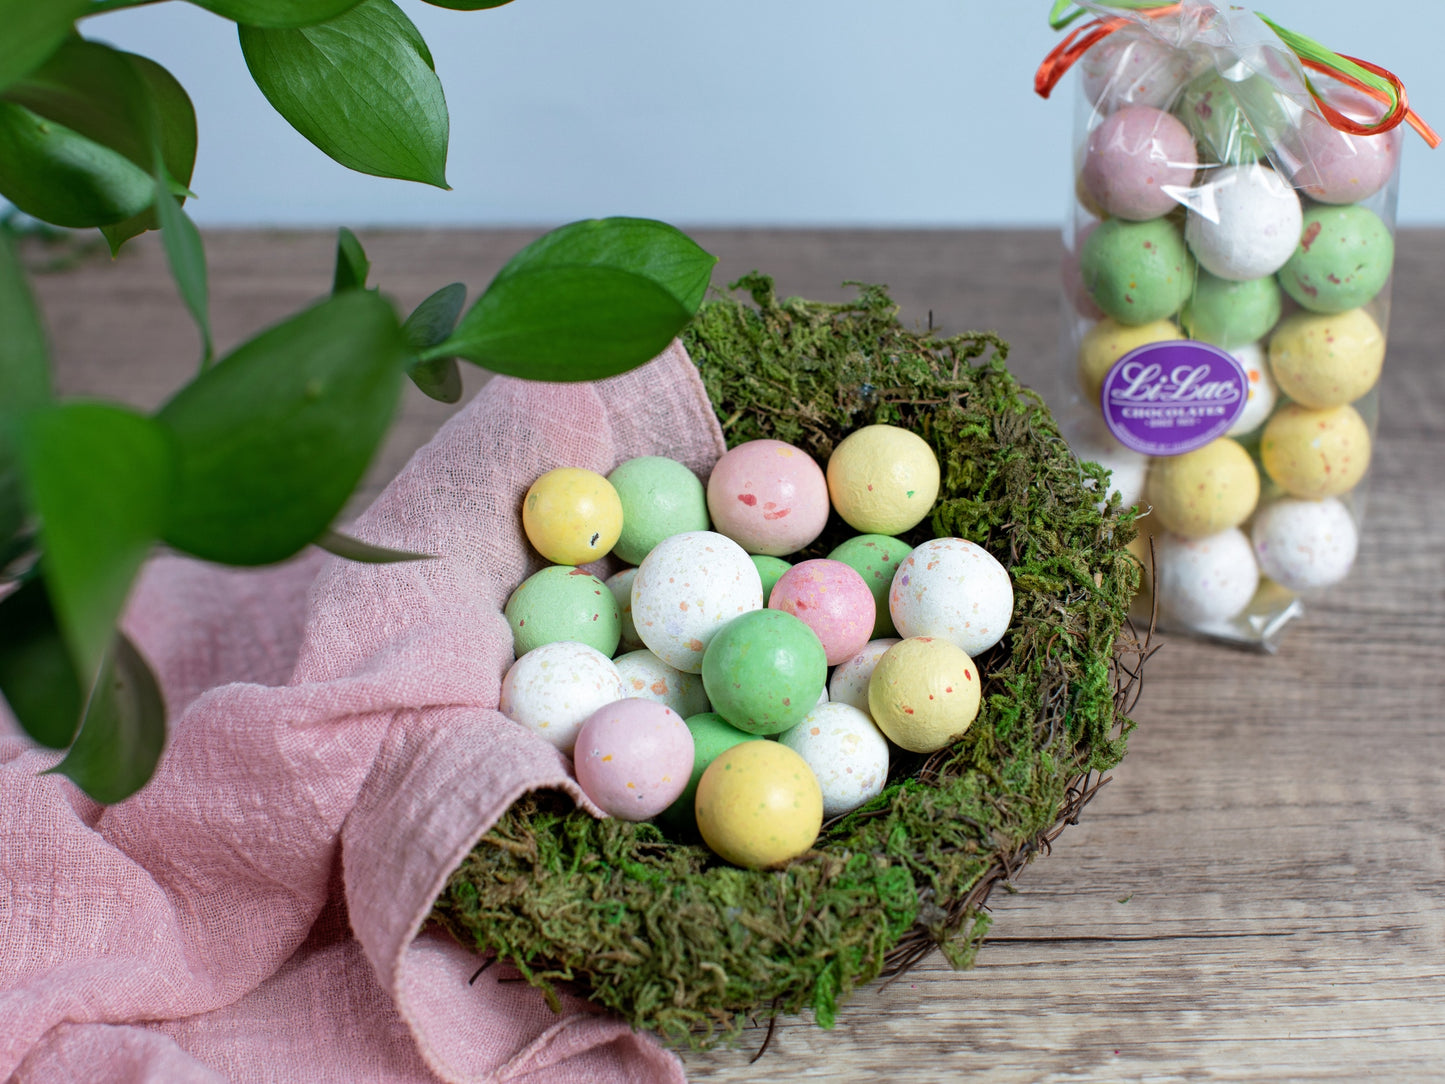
[1100,340,1248,456]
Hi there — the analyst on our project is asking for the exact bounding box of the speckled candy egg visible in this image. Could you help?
[768,559,876,666]
[867,637,981,754]
[700,608,827,735]
[1155,528,1260,627]
[505,566,621,657]
[695,740,823,869]
[705,439,830,556]
[604,567,644,653]
[631,530,763,673]
[828,638,900,713]
[1145,437,1259,538]
[1251,497,1359,591]
[750,555,792,601]
[827,535,914,638]
[1286,109,1401,204]
[614,649,710,718]
[521,468,623,566]
[1077,317,1185,406]
[655,712,763,834]
[825,424,940,535]
[1081,218,1195,326]
[499,641,625,755]
[1226,341,1277,437]
[779,703,890,818]
[1260,403,1371,500]
[1175,71,1284,164]
[1185,164,1301,281]
[1278,205,1394,314]
[573,700,693,821]
[1081,28,1195,111]
[1179,270,1282,348]
[1081,105,1198,222]
[606,456,710,565]
[889,538,1014,657]
[1268,308,1385,409]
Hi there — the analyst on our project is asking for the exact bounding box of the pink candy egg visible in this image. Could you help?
[573,699,694,821]
[1285,109,1400,205]
[768,559,876,666]
[705,440,830,557]
[1081,105,1198,222]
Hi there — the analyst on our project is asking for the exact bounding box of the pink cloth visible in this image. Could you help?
[0,343,726,1083]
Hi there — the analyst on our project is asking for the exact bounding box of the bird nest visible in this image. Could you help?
[431,273,1147,1048]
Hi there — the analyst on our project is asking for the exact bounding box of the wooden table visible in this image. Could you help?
[36,228,1445,1081]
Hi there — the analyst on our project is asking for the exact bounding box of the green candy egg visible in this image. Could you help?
[656,712,763,834]
[1278,205,1394,315]
[700,609,827,736]
[826,534,913,638]
[1180,270,1282,348]
[751,555,793,602]
[607,455,710,565]
[504,565,621,657]
[1081,218,1195,326]
[1175,70,1284,164]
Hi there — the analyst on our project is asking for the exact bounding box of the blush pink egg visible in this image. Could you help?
[705,439,830,556]
[573,699,694,821]
[768,559,876,666]
[1081,105,1198,222]
[1285,108,1400,205]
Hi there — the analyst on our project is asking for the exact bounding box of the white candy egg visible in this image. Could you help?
[889,538,1014,656]
[778,703,890,818]
[1227,341,1277,437]
[614,649,711,717]
[1185,164,1302,281]
[1077,437,1148,511]
[499,641,625,756]
[1155,528,1260,626]
[631,530,763,674]
[605,568,644,653]
[1251,497,1358,591]
[815,685,830,707]
[828,638,901,713]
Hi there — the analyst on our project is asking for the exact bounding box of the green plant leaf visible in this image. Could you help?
[0,0,90,95]
[420,0,515,8]
[188,0,362,29]
[0,578,84,748]
[156,290,409,566]
[333,226,370,293]
[317,527,434,562]
[403,282,465,402]
[154,178,213,366]
[45,632,166,805]
[239,0,449,187]
[17,403,174,687]
[0,229,51,411]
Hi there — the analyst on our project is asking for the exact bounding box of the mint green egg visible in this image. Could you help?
[656,712,763,834]
[504,565,620,657]
[751,555,793,602]
[1175,70,1282,164]
[827,534,913,637]
[607,456,710,565]
[1180,270,1282,348]
[700,609,826,736]
[1278,205,1394,315]
[1081,218,1195,326]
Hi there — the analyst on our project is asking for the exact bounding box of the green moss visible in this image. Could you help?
[431,275,1141,1047]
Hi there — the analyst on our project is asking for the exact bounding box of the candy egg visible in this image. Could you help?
[505,566,621,657]
[1226,341,1277,436]
[1155,528,1259,626]
[1081,105,1198,222]
[768,559,876,666]
[606,456,710,565]
[614,649,711,718]
[1286,109,1401,204]
[779,703,890,818]
[604,567,644,653]
[1260,403,1371,499]
[825,424,941,535]
[1081,28,1195,111]
[867,637,981,754]
[521,468,623,566]
[705,439,830,556]
[1175,70,1282,164]
[498,641,625,756]
[889,538,1014,657]
[1145,437,1259,538]
[1076,437,1148,512]
[695,740,823,869]
[1185,164,1301,281]
[655,712,763,834]
[1081,217,1195,326]
[1179,270,1282,348]
[1277,205,1394,314]
[750,555,792,601]
[1251,497,1359,591]
[1077,317,1185,406]
[828,638,901,713]
[827,535,914,638]
[1268,308,1385,409]
[700,608,827,736]
[631,530,763,673]
[573,700,694,822]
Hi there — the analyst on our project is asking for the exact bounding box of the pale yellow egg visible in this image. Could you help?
[695,741,822,869]
[825,424,940,535]
[1268,308,1385,409]
[1260,403,1371,499]
[1145,438,1259,538]
[1077,318,1185,407]
[521,468,623,566]
[866,637,981,754]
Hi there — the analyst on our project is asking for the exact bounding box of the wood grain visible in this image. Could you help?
[34,228,1445,1082]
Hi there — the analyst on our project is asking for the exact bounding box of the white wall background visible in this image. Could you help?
[83,0,1445,227]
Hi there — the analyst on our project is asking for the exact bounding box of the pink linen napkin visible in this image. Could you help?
[0,341,726,1083]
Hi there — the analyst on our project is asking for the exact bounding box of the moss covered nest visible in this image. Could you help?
[432,274,1146,1047]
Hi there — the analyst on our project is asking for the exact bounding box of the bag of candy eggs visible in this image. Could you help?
[1038,0,1437,648]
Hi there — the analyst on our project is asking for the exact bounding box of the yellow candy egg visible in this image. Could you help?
[1268,308,1385,409]
[1145,437,1259,538]
[1077,318,1185,407]
[866,637,981,754]
[695,741,823,869]
[522,468,623,565]
[1260,402,1371,499]
[825,424,941,535]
